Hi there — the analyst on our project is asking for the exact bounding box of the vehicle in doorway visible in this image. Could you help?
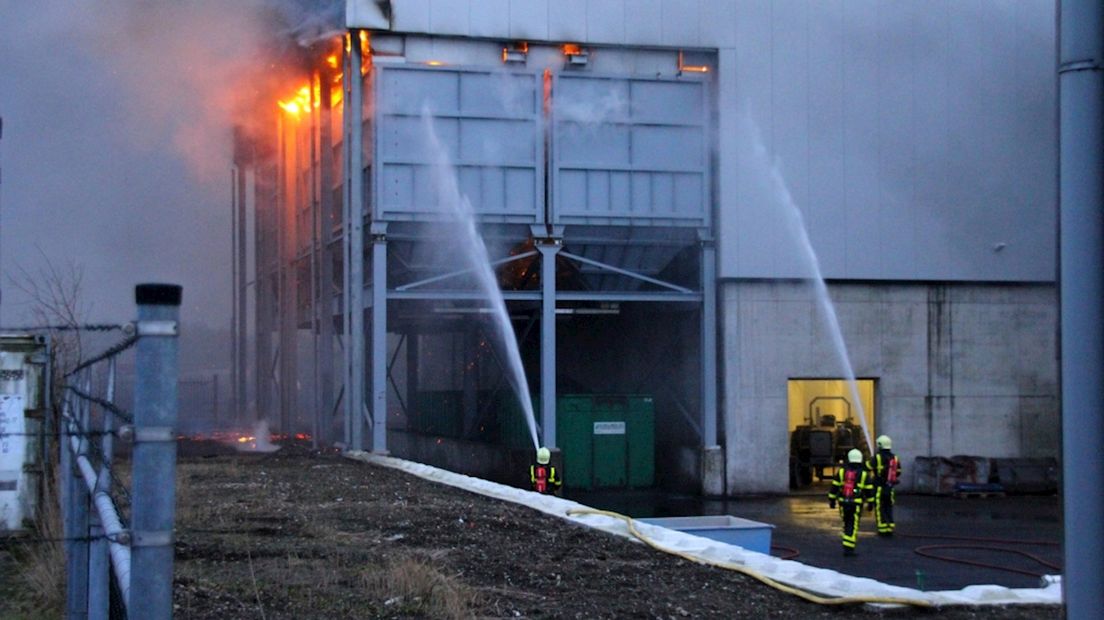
[789,397,871,489]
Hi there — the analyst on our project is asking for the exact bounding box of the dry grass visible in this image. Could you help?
[361,557,479,620]
[8,474,66,617]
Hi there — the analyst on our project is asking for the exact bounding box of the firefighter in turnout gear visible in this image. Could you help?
[828,448,873,556]
[868,435,901,536]
[529,447,562,495]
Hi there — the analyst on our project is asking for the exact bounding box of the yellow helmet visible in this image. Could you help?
[847,449,863,464]
[537,447,551,464]
[876,435,892,450]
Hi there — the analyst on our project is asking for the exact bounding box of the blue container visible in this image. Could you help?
[638,515,775,554]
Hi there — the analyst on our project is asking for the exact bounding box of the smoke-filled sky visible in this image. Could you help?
[0,1,340,328]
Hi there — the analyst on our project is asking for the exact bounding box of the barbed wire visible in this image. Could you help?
[68,334,138,376]
[65,385,135,424]
[0,323,129,333]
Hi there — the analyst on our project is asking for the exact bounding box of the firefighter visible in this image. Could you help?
[868,434,902,536]
[828,448,873,556]
[529,447,562,495]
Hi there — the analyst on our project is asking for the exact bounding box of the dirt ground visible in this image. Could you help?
[170,446,1062,619]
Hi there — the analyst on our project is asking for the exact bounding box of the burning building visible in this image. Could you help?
[236,1,1057,495]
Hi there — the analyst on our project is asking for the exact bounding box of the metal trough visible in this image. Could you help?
[638,515,775,554]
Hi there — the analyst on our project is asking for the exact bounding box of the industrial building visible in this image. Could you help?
[234,0,1057,495]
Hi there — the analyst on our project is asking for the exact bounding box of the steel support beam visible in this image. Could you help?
[539,242,561,449]
[1059,0,1104,614]
[371,232,389,453]
[318,73,336,447]
[701,239,717,447]
[395,250,538,292]
[346,31,367,451]
[559,250,694,294]
[387,290,700,303]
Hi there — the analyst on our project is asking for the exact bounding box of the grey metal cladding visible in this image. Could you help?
[552,73,710,228]
[374,65,543,223]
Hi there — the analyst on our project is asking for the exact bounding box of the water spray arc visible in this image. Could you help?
[420,109,541,451]
[739,110,873,452]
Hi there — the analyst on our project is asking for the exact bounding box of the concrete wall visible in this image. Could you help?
[721,280,1058,494]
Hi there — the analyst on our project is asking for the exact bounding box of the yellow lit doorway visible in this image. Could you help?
[787,379,875,488]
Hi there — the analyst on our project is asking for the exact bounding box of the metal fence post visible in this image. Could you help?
[85,370,108,620]
[62,398,89,619]
[129,284,181,619]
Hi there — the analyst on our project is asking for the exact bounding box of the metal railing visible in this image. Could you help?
[59,284,181,620]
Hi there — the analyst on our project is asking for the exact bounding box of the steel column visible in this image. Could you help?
[1059,0,1104,614]
[318,73,336,446]
[235,141,248,425]
[129,284,181,620]
[701,239,718,447]
[539,243,561,448]
[406,332,418,429]
[346,30,367,451]
[371,233,388,452]
[87,358,116,620]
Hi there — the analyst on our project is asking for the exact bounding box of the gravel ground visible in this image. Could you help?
[171,448,1062,619]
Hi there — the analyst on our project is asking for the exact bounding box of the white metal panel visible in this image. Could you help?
[390,0,431,33]
[552,73,710,226]
[805,0,847,276]
[346,0,390,29]
[624,0,664,46]
[660,0,700,46]
[549,0,588,42]
[507,0,550,41]
[0,394,26,531]
[428,0,471,35]
[586,0,626,45]
[469,0,509,38]
[355,0,738,48]
[717,0,1056,282]
[700,0,738,48]
[374,65,543,223]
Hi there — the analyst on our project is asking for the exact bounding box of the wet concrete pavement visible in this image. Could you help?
[566,484,1062,593]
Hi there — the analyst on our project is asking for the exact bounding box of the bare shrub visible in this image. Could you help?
[361,558,478,620]
[12,473,66,616]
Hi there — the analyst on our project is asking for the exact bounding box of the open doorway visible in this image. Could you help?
[787,379,876,489]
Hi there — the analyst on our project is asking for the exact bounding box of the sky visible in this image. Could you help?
[0,1,339,329]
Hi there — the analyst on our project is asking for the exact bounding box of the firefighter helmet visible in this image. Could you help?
[847,448,863,464]
[876,435,892,449]
[537,447,551,464]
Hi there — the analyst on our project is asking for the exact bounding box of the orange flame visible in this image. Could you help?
[277,84,312,117]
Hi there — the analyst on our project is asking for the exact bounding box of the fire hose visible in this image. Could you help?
[901,533,1061,578]
[565,507,933,608]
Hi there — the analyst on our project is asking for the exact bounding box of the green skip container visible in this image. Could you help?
[498,393,655,490]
